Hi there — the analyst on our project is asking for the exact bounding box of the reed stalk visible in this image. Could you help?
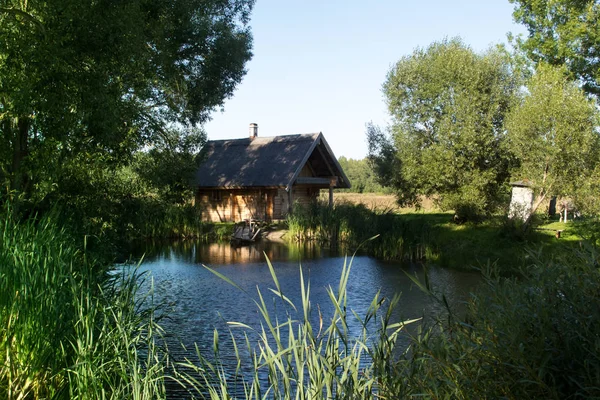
[177,252,419,399]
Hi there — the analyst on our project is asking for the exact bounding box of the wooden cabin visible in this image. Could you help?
[194,124,350,222]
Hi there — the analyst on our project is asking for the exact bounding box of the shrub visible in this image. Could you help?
[403,246,600,398]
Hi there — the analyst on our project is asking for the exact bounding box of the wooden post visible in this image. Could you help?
[288,187,293,214]
[329,177,337,209]
[266,191,273,221]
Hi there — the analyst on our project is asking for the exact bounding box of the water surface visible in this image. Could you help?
[125,240,480,396]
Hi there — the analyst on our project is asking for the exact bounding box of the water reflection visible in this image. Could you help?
[130,240,337,265]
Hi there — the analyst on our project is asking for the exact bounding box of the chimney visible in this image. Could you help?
[249,123,258,139]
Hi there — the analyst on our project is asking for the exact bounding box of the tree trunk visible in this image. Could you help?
[0,118,11,191]
[522,187,550,230]
[10,117,30,215]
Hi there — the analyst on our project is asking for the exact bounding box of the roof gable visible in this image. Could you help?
[195,133,350,189]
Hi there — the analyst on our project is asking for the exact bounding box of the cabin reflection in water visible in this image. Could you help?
[133,240,335,266]
[198,241,331,264]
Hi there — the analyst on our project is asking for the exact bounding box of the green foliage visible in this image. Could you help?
[336,156,391,193]
[505,64,600,218]
[0,0,254,217]
[404,246,600,399]
[287,201,434,261]
[134,128,206,203]
[370,38,520,221]
[0,208,166,399]
[510,0,600,97]
[574,164,600,217]
[39,155,210,243]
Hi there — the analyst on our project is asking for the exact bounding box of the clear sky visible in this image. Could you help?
[204,0,526,160]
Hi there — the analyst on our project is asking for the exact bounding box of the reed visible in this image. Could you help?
[120,200,228,240]
[401,245,600,399]
[4,201,596,399]
[176,252,419,399]
[0,209,166,399]
[287,202,435,261]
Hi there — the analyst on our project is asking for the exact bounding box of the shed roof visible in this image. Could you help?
[194,132,350,189]
[510,180,534,188]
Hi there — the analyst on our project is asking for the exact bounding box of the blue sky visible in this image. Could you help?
[204,0,526,160]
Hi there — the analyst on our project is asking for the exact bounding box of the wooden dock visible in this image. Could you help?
[231,220,262,244]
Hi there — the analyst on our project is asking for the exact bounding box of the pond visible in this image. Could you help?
[123,239,480,397]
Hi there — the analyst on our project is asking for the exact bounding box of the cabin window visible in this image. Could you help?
[211,190,223,201]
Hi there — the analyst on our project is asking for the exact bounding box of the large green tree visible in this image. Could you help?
[0,0,253,210]
[510,0,600,97]
[505,64,600,220]
[369,39,520,220]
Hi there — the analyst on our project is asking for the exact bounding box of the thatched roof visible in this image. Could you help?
[195,132,350,189]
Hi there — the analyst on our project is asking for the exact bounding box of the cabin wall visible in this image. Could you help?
[273,186,320,219]
[197,184,321,222]
[196,189,276,222]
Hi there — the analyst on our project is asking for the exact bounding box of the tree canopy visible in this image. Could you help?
[505,63,600,219]
[369,39,519,220]
[510,0,600,97]
[0,0,254,211]
[336,156,390,194]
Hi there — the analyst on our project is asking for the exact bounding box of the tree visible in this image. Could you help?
[369,39,519,220]
[337,155,390,193]
[0,0,254,212]
[505,64,600,221]
[510,0,600,97]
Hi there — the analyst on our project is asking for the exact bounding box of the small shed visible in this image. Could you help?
[508,180,534,222]
[194,124,350,222]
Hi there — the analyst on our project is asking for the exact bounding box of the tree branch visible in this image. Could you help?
[0,7,45,35]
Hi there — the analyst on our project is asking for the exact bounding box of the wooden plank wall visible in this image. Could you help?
[196,185,320,222]
[273,186,319,219]
[196,189,276,222]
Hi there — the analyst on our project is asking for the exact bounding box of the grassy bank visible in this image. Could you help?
[287,201,589,270]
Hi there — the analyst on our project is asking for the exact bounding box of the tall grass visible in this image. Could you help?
[0,210,166,399]
[401,245,600,399]
[171,244,600,399]
[125,200,233,241]
[287,202,434,261]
